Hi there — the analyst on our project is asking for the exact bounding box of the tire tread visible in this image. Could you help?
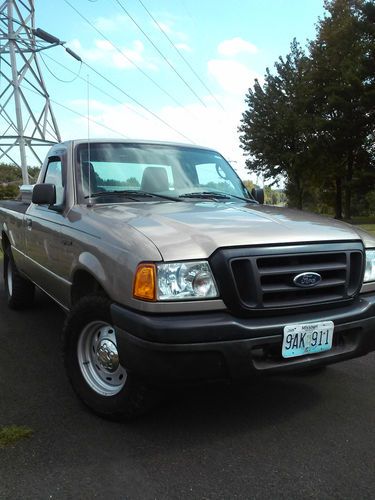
[4,248,35,309]
[63,294,159,420]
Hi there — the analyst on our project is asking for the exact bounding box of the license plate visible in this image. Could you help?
[282,321,334,358]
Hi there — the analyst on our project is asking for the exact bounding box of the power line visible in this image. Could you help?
[114,0,207,108]
[43,53,146,119]
[62,0,187,110]
[40,52,82,83]
[44,50,195,143]
[82,59,195,143]
[137,0,225,111]
[21,83,130,139]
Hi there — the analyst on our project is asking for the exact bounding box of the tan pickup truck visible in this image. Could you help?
[1,139,375,419]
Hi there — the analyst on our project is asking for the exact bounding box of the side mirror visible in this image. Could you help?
[32,183,56,205]
[251,187,265,205]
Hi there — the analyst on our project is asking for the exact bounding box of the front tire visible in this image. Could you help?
[63,295,157,419]
[3,247,35,309]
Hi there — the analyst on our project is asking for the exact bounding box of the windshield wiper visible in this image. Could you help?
[85,190,179,201]
[179,191,230,200]
[179,191,255,202]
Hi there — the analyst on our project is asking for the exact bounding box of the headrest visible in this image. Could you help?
[141,166,169,192]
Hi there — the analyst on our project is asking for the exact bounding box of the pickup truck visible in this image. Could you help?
[1,139,375,419]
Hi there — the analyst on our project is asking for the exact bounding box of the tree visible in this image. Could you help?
[125,177,140,187]
[0,163,40,184]
[239,0,375,218]
[239,40,317,209]
[309,0,375,218]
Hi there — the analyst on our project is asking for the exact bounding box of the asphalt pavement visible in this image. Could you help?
[1,285,375,499]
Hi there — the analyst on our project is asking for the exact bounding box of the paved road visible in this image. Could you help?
[1,286,375,499]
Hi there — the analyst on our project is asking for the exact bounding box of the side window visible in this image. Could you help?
[44,158,64,205]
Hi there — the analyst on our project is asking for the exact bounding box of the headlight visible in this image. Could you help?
[364,250,375,283]
[157,261,218,300]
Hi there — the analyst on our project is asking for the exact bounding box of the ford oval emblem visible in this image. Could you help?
[293,272,322,288]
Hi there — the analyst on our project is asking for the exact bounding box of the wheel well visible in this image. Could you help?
[1,232,10,253]
[71,270,105,305]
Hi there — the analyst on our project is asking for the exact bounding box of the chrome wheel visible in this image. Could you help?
[77,321,127,396]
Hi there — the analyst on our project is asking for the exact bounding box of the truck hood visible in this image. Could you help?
[92,201,367,261]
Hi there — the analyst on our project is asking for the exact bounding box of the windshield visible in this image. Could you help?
[76,142,252,202]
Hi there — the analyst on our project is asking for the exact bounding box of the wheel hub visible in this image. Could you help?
[77,321,127,397]
[96,339,119,373]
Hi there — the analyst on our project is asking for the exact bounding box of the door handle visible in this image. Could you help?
[26,218,32,229]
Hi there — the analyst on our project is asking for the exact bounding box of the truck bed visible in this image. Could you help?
[0,199,30,214]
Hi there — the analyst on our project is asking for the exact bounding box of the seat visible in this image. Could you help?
[141,167,169,192]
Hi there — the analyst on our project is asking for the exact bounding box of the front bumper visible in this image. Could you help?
[111,294,375,384]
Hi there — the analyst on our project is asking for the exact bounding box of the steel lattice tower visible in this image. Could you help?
[0,0,61,183]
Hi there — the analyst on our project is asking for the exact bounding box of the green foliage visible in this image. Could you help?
[242,180,254,192]
[358,224,375,236]
[0,184,19,200]
[204,181,236,193]
[239,0,375,218]
[239,40,321,209]
[242,180,286,205]
[95,173,141,188]
[308,0,375,218]
[264,186,287,206]
[0,163,21,182]
[125,177,140,187]
[0,425,33,447]
[0,162,40,185]
[28,166,40,183]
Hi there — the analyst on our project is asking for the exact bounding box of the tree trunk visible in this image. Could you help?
[298,189,303,210]
[335,176,343,219]
[344,151,354,220]
[295,174,303,210]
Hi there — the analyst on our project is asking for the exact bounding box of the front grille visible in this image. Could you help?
[210,242,364,315]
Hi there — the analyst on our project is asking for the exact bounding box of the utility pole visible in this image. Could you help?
[0,0,62,183]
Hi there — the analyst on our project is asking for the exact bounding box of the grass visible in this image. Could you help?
[349,216,375,225]
[0,425,33,447]
[357,224,375,237]
[347,217,375,237]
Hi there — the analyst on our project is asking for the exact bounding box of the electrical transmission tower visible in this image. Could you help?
[0,0,62,183]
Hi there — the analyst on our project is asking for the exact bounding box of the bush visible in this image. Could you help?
[0,184,19,200]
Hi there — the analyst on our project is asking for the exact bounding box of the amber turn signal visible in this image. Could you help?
[133,263,156,301]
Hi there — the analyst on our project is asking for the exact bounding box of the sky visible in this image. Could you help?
[13,0,327,181]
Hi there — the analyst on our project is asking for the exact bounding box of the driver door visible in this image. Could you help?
[24,155,69,305]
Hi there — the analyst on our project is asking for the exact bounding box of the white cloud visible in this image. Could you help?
[112,40,145,68]
[61,95,255,181]
[69,99,110,112]
[218,37,258,57]
[174,42,192,52]
[94,39,113,53]
[156,21,173,35]
[94,15,129,32]
[155,20,188,41]
[208,59,260,95]
[68,39,156,70]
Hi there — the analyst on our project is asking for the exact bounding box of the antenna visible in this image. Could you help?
[87,73,92,205]
[0,0,63,183]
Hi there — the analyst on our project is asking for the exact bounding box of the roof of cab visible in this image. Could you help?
[56,138,217,152]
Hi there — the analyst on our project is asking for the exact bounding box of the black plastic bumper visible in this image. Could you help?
[111,294,375,384]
